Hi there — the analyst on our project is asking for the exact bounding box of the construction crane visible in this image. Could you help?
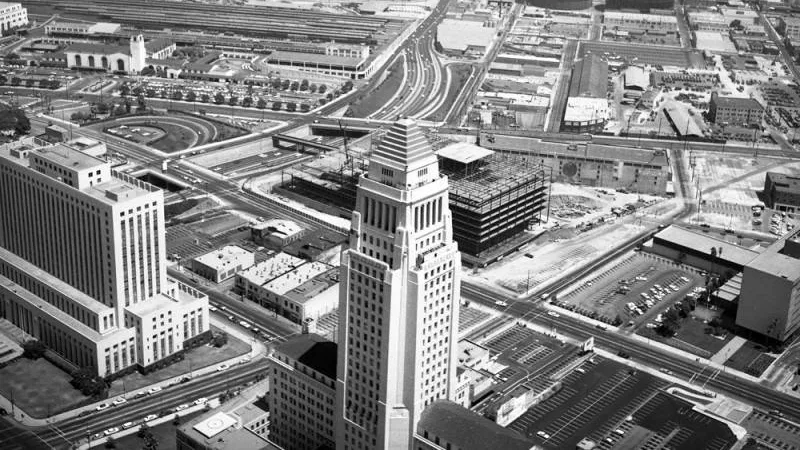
[338,119,354,177]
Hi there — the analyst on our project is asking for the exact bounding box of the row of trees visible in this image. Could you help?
[0,75,61,90]
[655,295,698,337]
[133,87,326,111]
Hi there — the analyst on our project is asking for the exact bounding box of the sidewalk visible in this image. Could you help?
[0,316,265,428]
[710,336,747,365]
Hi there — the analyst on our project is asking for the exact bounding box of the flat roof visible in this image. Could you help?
[437,19,497,52]
[35,144,106,172]
[436,142,495,165]
[263,261,332,295]
[663,101,704,137]
[417,400,535,450]
[252,219,303,236]
[194,245,253,271]
[767,171,800,195]
[712,94,762,110]
[0,247,112,317]
[569,54,608,98]
[268,50,363,67]
[486,135,669,166]
[284,268,338,304]
[747,233,800,281]
[604,11,678,23]
[237,253,305,287]
[275,333,337,380]
[654,225,760,267]
[564,96,609,122]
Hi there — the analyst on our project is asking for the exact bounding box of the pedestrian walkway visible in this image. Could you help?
[710,336,747,365]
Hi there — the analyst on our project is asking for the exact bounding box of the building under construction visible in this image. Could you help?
[437,142,549,256]
[278,133,549,260]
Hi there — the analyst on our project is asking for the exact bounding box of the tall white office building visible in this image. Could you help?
[0,138,208,375]
[335,119,461,450]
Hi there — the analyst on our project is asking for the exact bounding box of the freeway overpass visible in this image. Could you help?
[272,133,338,154]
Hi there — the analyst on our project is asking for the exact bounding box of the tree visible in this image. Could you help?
[290,81,299,91]
[201,93,210,103]
[104,436,117,449]
[228,95,238,106]
[145,88,156,98]
[212,331,228,347]
[308,83,317,93]
[271,101,282,111]
[318,84,327,94]
[214,92,225,104]
[342,80,354,93]
[286,102,297,112]
[172,414,181,426]
[115,105,126,116]
[0,75,6,85]
[120,84,130,97]
[49,79,61,90]
[186,90,196,103]
[256,97,267,109]
[172,90,183,101]
[271,78,282,89]
[300,79,309,91]
[137,423,151,439]
[10,76,20,86]
[281,79,291,90]
[22,340,46,359]
[300,103,310,112]
[159,89,168,99]
[242,96,253,108]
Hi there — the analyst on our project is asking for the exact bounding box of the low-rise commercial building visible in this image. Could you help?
[268,333,336,450]
[251,219,305,247]
[176,395,277,450]
[235,253,304,300]
[192,245,254,283]
[414,400,537,450]
[604,12,677,34]
[648,225,760,274]
[763,172,800,212]
[737,230,800,342]
[708,93,764,126]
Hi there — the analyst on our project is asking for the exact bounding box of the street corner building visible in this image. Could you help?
[0,137,209,377]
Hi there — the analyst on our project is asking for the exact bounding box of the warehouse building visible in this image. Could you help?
[708,93,764,126]
[563,54,609,133]
[763,172,800,212]
[483,136,671,195]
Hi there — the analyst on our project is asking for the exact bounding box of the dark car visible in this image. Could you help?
[618,351,631,359]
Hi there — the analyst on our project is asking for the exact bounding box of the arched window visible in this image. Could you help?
[117,59,125,72]
[101,56,108,69]
[75,55,82,67]
[88,55,95,67]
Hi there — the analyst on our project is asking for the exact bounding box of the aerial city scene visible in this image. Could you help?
[1,0,800,449]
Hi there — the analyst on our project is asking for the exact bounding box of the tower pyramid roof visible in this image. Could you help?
[372,118,434,170]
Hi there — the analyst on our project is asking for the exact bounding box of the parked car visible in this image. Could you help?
[95,402,111,411]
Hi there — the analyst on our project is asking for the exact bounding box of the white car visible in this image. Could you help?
[537,431,551,439]
[547,311,560,318]
[104,427,119,436]
[122,421,136,429]
[494,300,508,307]
[112,397,127,406]
[175,404,190,412]
[217,364,230,372]
[148,386,162,395]
[95,402,111,411]
[143,414,158,422]
[194,398,208,405]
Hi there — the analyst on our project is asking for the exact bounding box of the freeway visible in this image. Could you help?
[3,360,268,450]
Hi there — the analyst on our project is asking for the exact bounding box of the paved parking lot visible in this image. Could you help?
[508,358,667,448]
[742,410,800,450]
[556,252,702,326]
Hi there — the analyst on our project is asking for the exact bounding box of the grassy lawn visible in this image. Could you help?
[108,327,250,396]
[672,316,733,355]
[149,122,198,152]
[724,341,776,377]
[0,358,87,418]
[347,57,405,118]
